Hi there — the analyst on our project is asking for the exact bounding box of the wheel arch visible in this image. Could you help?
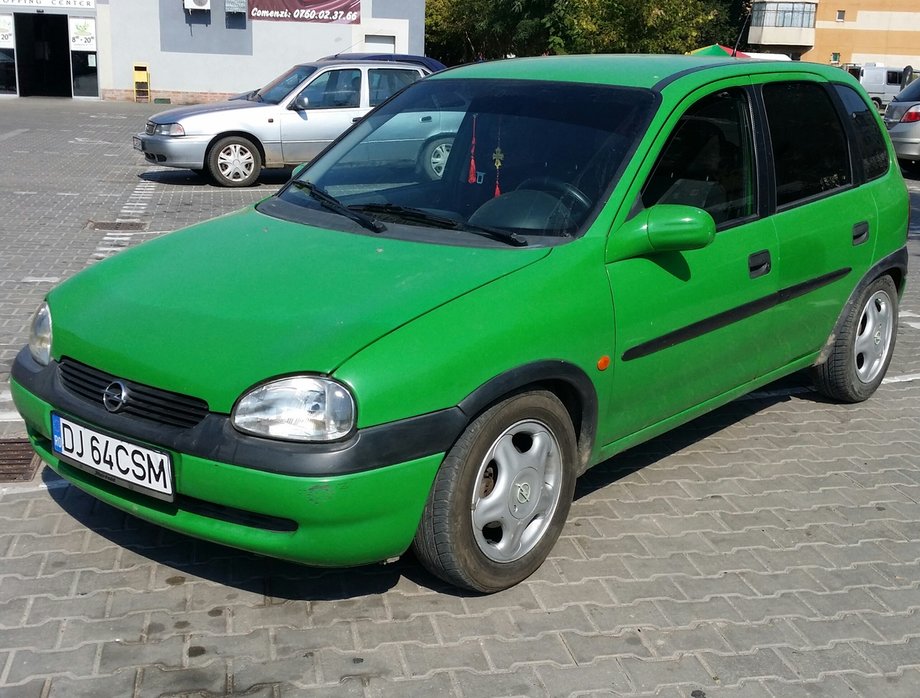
[205,131,266,166]
[814,246,908,367]
[456,360,598,475]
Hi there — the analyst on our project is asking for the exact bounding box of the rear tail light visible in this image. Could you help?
[901,106,920,123]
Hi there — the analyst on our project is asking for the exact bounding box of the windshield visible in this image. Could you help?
[265,77,656,246]
[255,65,318,104]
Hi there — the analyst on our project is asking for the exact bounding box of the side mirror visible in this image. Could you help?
[290,95,309,111]
[607,204,715,262]
[290,163,308,179]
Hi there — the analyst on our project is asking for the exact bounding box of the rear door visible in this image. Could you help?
[603,82,781,442]
[758,78,882,363]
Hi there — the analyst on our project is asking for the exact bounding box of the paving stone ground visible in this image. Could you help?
[2,98,920,697]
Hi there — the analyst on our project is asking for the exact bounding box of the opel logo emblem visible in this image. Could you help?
[102,381,129,413]
[515,482,532,504]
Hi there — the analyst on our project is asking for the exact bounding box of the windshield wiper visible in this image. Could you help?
[351,203,527,247]
[289,181,386,234]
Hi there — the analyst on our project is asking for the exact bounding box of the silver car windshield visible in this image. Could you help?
[256,65,318,105]
[267,78,656,246]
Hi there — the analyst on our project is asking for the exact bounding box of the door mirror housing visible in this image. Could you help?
[290,94,310,111]
[290,163,308,180]
[608,204,716,262]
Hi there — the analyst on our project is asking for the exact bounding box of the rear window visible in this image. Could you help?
[895,79,920,102]
[833,83,889,181]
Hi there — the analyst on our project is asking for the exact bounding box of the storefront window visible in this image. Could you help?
[0,48,15,94]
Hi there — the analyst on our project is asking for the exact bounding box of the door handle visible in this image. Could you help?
[419,115,433,123]
[852,221,870,246]
[748,250,771,279]
[352,116,362,123]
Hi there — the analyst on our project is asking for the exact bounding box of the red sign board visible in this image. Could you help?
[249,0,360,24]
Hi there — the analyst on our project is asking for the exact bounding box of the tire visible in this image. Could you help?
[812,275,898,403]
[207,136,262,187]
[420,137,453,180]
[413,391,577,592]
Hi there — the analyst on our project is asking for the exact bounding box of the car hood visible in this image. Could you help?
[149,100,267,123]
[48,207,550,413]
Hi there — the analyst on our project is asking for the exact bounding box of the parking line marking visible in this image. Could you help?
[883,372,920,384]
[0,128,29,141]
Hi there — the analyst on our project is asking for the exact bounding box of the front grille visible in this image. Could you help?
[59,358,209,429]
[145,121,156,135]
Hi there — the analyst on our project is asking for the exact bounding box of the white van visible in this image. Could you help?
[850,63,914,110]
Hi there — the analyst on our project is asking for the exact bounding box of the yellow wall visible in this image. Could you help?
[804,2,920,65]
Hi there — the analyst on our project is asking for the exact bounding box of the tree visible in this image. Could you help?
[425,0,747,66]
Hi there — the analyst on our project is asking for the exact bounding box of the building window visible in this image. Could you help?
[831,52,840,64]
[836,9,845,21]
[751,2,817,29]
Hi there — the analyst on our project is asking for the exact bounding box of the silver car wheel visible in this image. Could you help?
[470,419,564,563]
[854,289,894,384]
[217,143,255,182]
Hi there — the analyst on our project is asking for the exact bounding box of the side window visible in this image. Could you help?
[763,82,851,207]
[369,68,421,107]
[833,83,890,181]
[642,88,756,227]
[298,69,361,109]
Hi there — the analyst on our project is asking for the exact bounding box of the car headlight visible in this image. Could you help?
[153,123,185,136]
[232,376,355,442]
[28,301,52,366]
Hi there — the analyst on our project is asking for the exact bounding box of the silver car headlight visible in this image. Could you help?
[232,376,355,442]
[153,123,186,136]
[28,301,52,366]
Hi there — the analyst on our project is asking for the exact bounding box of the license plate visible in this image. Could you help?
[133,136,143,151]
[51,414,174,501]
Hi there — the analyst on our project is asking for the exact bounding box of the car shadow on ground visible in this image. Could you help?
[42,373,817,600]
[139,167,294,187]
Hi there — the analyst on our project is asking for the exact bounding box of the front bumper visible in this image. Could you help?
[134,132,212,169]
[11,352,449,567]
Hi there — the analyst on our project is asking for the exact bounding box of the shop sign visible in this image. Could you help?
[69,16,95,51]
[1,0,96,8]
[0,14,13,49]
[249,0,359,24]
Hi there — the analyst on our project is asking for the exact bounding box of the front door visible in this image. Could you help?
[279,68,366,165]
[603,84,781,444]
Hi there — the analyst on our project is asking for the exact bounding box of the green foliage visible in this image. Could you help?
[425,0,747,66]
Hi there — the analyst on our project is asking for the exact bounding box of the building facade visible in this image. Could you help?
[748,0,920,69]
[0,0,425,101]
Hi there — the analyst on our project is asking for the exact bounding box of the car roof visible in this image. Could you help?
[433,54,852,92]
[318,53,446,73]
[294,58,431,72]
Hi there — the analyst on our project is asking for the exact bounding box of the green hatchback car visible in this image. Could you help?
[12,55,908,592]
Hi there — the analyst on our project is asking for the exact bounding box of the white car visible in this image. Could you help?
[133,59,444,186]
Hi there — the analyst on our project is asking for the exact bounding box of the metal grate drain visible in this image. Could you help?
[88,221,148,231]
[0,439,40,483]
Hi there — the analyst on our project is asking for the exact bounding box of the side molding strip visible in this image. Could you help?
[622,267,851,362]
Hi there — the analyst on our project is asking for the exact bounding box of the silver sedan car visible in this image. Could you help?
[134,60,450,187]
[884,78,920,175]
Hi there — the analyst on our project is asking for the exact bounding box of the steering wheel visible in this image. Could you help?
[515,177,592,211]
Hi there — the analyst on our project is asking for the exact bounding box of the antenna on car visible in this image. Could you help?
[330,40,363,59]
[732,9,753,57]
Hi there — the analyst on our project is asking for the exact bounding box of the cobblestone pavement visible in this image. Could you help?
[2,98,920,697]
